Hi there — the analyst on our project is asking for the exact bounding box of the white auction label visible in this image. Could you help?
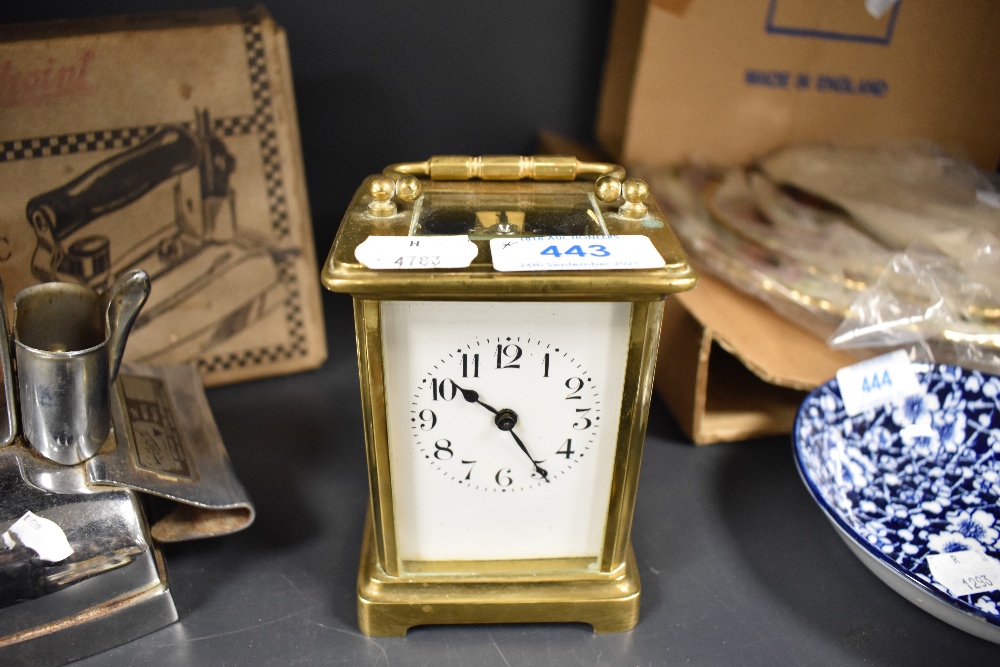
[836,349,922,416]
[490,235,665,272]
[927,550,1000,597]
[1,510,74,562]
[354,235,478,270]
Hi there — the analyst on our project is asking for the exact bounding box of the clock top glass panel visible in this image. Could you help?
[411,189,608,238]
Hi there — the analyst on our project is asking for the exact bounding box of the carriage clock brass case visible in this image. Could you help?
[322,156,695,636]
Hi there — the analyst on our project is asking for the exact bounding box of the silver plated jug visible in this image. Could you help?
[12,270,150,465]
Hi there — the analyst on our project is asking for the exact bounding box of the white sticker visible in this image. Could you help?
[490,235,665,272]
[927,550,1000,597]
[354,235,478,270]
[835,349,922,416]
[1,510,74,562]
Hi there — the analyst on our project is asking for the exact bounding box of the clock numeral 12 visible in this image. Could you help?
[496,343,522,369]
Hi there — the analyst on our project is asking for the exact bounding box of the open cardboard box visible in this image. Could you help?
[657,273,857,444]
[595,0,1000,443]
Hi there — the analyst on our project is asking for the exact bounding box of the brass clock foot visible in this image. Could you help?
[355,515,641,636]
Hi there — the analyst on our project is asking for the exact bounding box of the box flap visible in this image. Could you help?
[677,272,856,390]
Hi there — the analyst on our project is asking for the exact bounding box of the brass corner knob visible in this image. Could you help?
[368,175,397,217]
[619,178,649,219]
[395,174,422,202]
[594,175,622,203]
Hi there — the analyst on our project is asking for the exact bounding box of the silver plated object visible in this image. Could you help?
[0,446,176,664]
[0,274,253,664]
[0,279,17,448]
[13,270,149,465]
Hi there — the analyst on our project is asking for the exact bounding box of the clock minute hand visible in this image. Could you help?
[508,428,549,483]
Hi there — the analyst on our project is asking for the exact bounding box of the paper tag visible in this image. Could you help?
[1,511,74,562]
[490,235,665,272]
[927,550,1000,597]
[835,350,922,416]
[354,235,478,269]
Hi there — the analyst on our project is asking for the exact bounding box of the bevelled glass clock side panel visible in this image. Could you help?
[380,301,631,568]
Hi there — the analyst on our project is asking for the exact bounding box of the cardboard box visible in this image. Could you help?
[0,8,327,387]
[598,0,1000,170]
[597,0,1000,442]
[657,273,858,444]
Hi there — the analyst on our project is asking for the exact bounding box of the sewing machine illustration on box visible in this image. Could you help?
[24,109,289,365]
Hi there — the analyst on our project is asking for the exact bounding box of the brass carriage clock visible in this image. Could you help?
[321,156,695,635]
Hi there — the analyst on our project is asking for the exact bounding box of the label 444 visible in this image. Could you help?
[861,370,893,394]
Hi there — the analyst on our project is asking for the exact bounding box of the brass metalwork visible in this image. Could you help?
[395,174,421,202]
[619,178,650,219]
[323,156,695,636]
[384,155,626,182]
[366,175,397,217]
[601,300,664,570]
[324,180,694,300]
[379,156,650,219]
[595,175,622,203]
[357,514,641,636]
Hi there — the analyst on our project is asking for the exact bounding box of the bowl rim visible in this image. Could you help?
[792,362,1000,631]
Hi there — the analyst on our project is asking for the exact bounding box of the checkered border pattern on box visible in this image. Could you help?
[243,22,290,240]
[1,126,160,162]
[0,17,310,378]
[198,20,309,376]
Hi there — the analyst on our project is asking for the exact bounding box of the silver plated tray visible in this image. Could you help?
[794,363,1000,644]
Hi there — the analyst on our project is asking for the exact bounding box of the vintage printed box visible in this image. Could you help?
[0,8,326,386]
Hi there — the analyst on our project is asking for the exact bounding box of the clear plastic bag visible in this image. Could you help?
[645,166,873,340]
[828,243,1000,374]
[643,143,1000,373]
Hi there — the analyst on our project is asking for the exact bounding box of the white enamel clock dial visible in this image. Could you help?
[380,300,632,565]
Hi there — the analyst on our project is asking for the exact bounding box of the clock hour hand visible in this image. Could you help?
[452,383,499,415]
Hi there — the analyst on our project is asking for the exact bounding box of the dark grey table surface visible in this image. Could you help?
[74,292,1000,666]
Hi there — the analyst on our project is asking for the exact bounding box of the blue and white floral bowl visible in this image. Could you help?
[794,363,1000,643]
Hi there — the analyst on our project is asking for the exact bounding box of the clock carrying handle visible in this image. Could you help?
[367,156,650,219]
[385,156,625,182]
